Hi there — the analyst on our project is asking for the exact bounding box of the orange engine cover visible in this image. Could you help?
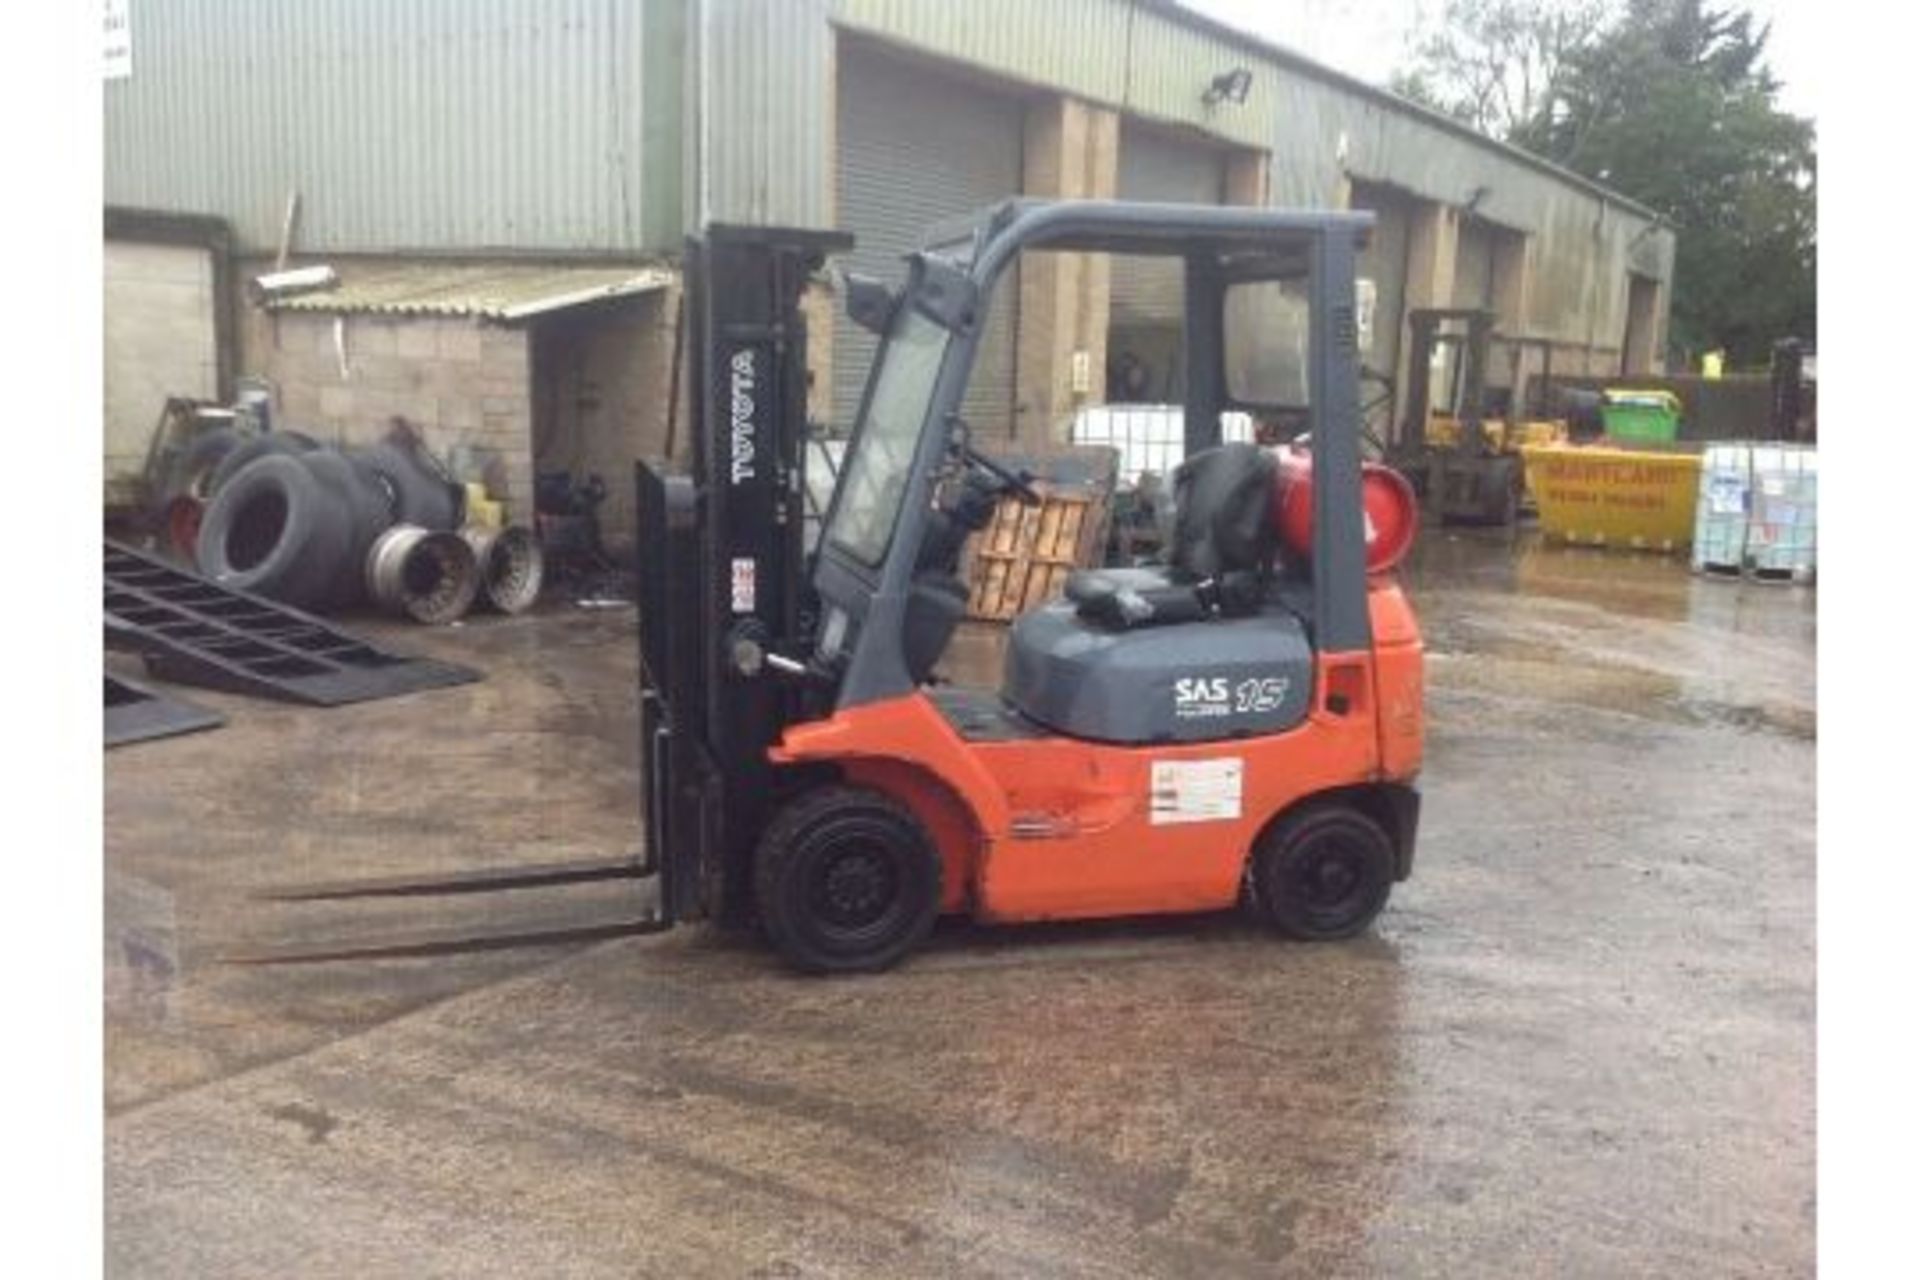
[771,579,1423,926]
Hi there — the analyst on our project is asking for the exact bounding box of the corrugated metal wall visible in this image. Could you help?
[695,0,833,228]
[103,0,1675,359]
[832,0,1271,148]
[826,0,1672,356]
[104,0,675,254]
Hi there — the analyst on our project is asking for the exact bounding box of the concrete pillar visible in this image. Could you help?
[809,33,840,431]
[1015,96,1119,445]
[1491,231,1536,405]
[1393,199,1459,440]
[1647,281,1669,375]
[1621,275,1665,376]
[1224,149,1271,207]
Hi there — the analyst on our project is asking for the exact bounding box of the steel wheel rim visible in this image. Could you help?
[806,832,906,940]
[1290,835,1374,925]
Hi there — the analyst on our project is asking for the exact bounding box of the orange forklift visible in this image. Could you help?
[635,202,1425,972]
[246,203,1424,974]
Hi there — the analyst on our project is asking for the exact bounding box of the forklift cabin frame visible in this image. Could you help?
[638,201,1378,930]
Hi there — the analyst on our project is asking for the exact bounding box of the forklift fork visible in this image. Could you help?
[226,858,668,965]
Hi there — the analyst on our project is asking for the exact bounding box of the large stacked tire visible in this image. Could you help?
[204,430,318,495]
[194,435,461,613]
[194,454,358,610]
[344,442,461,531]
[298,450,399,607]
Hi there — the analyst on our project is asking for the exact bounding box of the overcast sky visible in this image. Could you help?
[1177,0,1816,121]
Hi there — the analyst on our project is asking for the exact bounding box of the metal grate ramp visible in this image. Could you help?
[104,541,480,706]
[104,672,225,747]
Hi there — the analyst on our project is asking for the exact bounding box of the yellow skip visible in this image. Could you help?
[1520,443,1702,551]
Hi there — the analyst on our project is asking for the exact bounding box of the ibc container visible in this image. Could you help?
[1690,443,1753,576]
[1688,442,1817,583]
[1745,444,1817,582]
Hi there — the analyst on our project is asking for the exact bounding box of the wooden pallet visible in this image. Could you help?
[967,491,1097,621]
[959,445,1118,623]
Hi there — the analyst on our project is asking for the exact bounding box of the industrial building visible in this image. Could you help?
[104,0,1675,546]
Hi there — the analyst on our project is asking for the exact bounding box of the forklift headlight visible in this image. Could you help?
[730,634,766,677]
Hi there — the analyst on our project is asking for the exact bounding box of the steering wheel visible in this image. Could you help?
[960,443,1042,506]
[948,417,1043,505]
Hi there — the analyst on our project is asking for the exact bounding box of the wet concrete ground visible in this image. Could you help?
[105,531,1815,1276]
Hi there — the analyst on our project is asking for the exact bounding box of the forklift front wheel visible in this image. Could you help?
[1249,803,1396,941]
[753,785,942,974]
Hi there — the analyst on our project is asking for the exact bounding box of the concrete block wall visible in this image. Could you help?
[235,304,535,521]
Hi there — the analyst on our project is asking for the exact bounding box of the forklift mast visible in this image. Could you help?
[1400,307,1495,453]
[636,225,851,925]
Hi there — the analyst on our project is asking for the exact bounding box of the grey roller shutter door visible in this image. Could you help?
[834,49,1024,439]
[1112,123,1227,329]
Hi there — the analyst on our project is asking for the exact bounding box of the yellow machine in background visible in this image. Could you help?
[1386,308,1568,524]
[1425,414,1567,453]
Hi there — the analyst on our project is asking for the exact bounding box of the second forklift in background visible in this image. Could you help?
[1388,306,1570,526]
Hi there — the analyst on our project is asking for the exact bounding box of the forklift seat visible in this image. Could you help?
[1063,442,1280,629]
[1002,443,1314,744]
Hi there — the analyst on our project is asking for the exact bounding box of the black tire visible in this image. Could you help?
[753,785,942,974]
[297,450,395,607]
[345,442,461,531]
[1249,803,1396,941]
[206,431,317,497]
[195,453,354,610]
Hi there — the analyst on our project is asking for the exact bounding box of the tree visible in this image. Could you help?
[1398,0,1816,365]
[1399,0,1615,139]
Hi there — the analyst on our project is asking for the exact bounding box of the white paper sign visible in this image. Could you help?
[1150,758,1244,826]
[729,556,756,613]
[105,0,132,81]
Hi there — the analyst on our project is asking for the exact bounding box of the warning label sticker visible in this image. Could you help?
[730,557,756,613]
[1149,758,1244,826]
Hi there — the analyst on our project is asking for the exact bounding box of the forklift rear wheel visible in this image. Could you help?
[1250,803,1395,941]
[753,785,942,974]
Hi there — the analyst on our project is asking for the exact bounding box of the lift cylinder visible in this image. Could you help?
[1269,445,1419,574]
